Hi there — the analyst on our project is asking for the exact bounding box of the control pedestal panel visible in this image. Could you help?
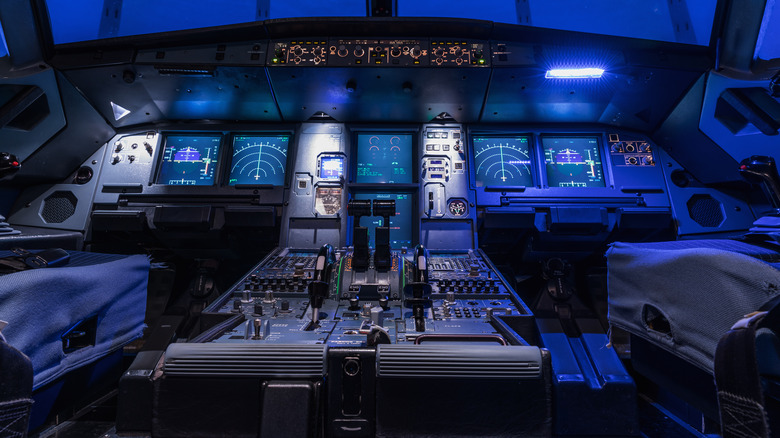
[204,245,531,347]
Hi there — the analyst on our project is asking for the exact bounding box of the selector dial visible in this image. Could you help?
[410,45,422,58]
[448,199,467,217]
[337,45,348,57]
[354,45,365,57]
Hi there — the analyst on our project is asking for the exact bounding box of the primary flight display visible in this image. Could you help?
[156,134,221,186]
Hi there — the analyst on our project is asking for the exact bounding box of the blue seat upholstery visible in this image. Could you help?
[607,239,780,372]
[0,250,148,390]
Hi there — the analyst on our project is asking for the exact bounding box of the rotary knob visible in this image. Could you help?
[410,45,422,58]
[292,46,304,57]
[353,45,365,57]
[390,47,401,57]
[337,45,348,57]
[313,47,325,57]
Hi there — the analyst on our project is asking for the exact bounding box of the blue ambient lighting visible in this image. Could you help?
[545,68,605,79]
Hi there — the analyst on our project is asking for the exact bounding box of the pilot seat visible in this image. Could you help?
[0,248,149,432]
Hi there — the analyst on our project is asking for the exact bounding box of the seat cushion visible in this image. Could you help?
[607,240,780,372]
[0,251,148,389]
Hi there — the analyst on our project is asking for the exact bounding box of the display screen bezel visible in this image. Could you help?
[154,133,223,186]
[541,135,606,188]
[226,133,292,187]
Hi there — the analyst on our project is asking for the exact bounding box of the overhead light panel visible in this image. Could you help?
[545,68,604,79]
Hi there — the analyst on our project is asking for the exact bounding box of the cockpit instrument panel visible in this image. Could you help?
[542,136,605,187]
[156,134,221,186]
[473,135,534,188]
[355,133,413,184]
[228,134,290,186]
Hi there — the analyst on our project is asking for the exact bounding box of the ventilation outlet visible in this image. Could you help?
[687,194,724,228]
[41,191,78,223]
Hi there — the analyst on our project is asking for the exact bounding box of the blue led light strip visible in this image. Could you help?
[545,68,605,79]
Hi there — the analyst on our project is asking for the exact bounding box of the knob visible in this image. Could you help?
[625,144,635,152]
[354,45,365,57]
[294,262,305,277]
[445,291,456,304]
[410,45,421,58]
[434,48,444,57]
[469,263,480,276]
[114,142,123,152]
[349,297,360,310]
[337,45,348,57]
[313,47,325,57]
[644,156,654,165]
[233,299,242,311]
[628,156,638,165]
[611,143,623,153]
[254,303,264,315]
[264,290,275,303]
[242,289,252,303]
[379,297,389,310]
[390,47,401,57]
[111,154,122,165]
[280,300,290,311]
[292,46,303,57]
[144,142,153,155]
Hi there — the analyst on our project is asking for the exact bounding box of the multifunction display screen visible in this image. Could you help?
[543,137,605,187]
[319,155,345,179]
[355,134,413,184]
[472,136,534,187]
[228,135,289,186]
[354,192,413,249]
[156,135,221,185]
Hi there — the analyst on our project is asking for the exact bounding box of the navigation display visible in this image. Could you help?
[472,136,534,187]
[355,134,413,184]
[156,135,221,185]
[319,155,345,179]
[543,137,605,187]
[354,192,413,249]
[228,135,289,186]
